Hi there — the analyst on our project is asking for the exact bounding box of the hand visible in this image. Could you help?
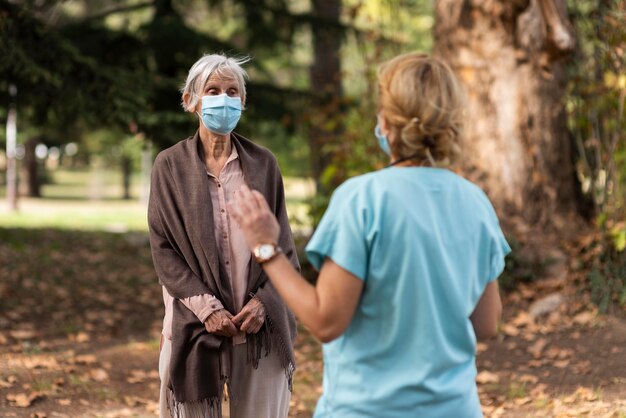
[232,297,266,334]
[228,185,280,251]
[204,309,238,337]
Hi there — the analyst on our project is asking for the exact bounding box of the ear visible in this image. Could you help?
[182,92,194,113]
[378,114,390,136]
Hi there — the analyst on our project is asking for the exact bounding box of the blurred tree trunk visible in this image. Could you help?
[20,137,41,197]
[434,0,580,230]
[122,156,132,200]
[310,0,343,195]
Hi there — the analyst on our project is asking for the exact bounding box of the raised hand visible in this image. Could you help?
[228,185,280,251]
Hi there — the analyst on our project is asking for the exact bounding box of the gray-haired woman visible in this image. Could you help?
[148,53,298,418]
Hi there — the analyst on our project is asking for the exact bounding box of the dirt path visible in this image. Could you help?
[1,228,624,417]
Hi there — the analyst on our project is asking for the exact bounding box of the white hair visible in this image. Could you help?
[181,53,250,112]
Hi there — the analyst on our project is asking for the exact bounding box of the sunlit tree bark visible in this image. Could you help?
[434,0,581,228]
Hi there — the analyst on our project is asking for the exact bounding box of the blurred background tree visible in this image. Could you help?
[0,0,624,305]
[568,0,626,312]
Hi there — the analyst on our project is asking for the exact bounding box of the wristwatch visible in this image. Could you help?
[253,243,282,264]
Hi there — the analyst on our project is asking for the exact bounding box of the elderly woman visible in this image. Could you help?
[148,54,298,418]
[230,53,511,417]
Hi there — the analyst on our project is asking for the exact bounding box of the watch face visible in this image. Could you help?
[259,244,274,259]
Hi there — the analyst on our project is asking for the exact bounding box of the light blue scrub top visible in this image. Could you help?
[305,167,511,418]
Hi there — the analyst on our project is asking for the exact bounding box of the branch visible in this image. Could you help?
[537,0,575,55]
[84,1,155,22]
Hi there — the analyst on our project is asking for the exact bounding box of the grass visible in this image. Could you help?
[0,168,314,233]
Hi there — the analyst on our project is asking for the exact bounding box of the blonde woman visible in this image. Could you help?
[230,53,511,417]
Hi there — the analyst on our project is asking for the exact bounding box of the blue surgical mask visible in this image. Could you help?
[199,94,242,135]
[375,123,391,156]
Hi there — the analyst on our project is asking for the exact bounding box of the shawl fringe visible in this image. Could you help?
[246,314,295,391]
[167,387,224,418]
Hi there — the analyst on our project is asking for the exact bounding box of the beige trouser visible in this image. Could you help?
[159,338,290,418]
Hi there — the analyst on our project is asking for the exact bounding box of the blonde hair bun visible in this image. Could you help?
[378,53,465,165]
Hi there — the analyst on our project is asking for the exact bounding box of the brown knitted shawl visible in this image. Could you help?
[148,131,298,413]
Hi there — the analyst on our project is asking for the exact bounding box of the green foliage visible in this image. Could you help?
[81,129,145,170]
[306,0,434,225]
[610,222,626,252]
[588,248,626,314]
[0,1,147,132]
[568,0,626,244]
[0,0,317,155]
[568,1,626,313]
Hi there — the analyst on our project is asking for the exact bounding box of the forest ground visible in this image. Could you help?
[0,227,624,418]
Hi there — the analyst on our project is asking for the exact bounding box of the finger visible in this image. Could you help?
[251,190,272,213]
[250,322,262,334]
[224,320,238,336]
[237,184,255,203]
[240,316,255,333]
[237,184,251,196]
[235,185,261,213]
[228,200,243,224]
[231,309,247,326]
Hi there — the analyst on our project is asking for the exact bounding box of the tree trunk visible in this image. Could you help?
[433,0,579,229]
[309,0,343,195]
[5,84,18,211]
[121,156,132,200]
[21,137,41,198]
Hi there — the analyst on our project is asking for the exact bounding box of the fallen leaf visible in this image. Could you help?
[6,392,44,407]
[57,398,72,406]
[530,383,548,398]
[518,374,539,384]
[572,360,592,375]
[528,359,545,368]
[511,311,534,327]
[476,371,500,384]
[0,376,16,388]
[527,338,547,358]
[22,356,60,370]
[573,311,595,325]
[9,330,36,340]
[74,354,97,365]
[126,370,146,384]
[89,368,109,382]
[501,324,520,337]
[575,386,598,401]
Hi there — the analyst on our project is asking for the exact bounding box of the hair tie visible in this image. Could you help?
[423,136,436,148]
